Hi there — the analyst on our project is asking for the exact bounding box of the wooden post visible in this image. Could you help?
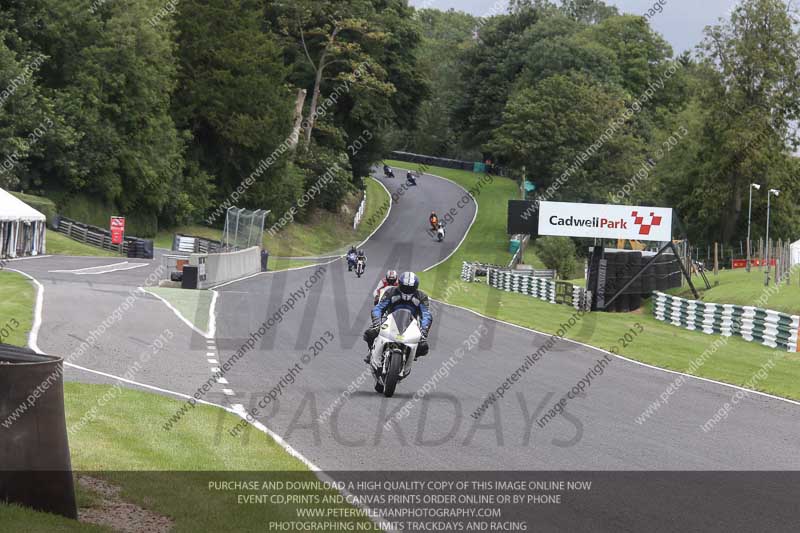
[713,242,719,281]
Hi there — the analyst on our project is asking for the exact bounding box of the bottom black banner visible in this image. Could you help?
[4,471,798,532]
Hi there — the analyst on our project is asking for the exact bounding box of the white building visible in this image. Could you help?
[791,239,800,267]
[0,188,46,259]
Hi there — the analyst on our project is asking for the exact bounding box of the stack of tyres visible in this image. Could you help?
[667,256,683,288]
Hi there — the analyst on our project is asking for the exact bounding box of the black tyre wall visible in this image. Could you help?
[0,344,77,519]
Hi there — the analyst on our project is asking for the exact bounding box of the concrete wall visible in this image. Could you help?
[190,246,260,289]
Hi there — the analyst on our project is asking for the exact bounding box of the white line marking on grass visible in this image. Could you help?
[140,287,212,339]
[6,269,44,354]
[434,298,800,408]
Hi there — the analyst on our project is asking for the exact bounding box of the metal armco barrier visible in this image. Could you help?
[653,292,800,352]
[53,215,154,259]
[0,344,77,519]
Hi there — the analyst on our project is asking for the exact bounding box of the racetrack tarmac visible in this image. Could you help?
[11,172,800,472]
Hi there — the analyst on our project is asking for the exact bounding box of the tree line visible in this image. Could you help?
[1,0,798,246]
[394,0,800,247]
[0,0,422,235]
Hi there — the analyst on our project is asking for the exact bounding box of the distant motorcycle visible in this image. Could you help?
[356,257,366,278]
[384,167,395,179]
[436,225,445,242]
[406,173,417,186]
[347,252,357,271]
[368,308,422,397]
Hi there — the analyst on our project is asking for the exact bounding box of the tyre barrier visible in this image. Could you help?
[652,292,800,352]
[462,262,591,311]
[0,344,77,519]
[53,215,154,259]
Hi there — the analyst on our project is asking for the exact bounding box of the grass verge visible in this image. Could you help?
[387,160,800,401]
[47,231,121,258]
[672,267,800,315]
[0,271,35,347]
[154,176,390,257]
[145,287,213,334]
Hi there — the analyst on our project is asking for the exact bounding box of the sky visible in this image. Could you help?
[408,0,741,54]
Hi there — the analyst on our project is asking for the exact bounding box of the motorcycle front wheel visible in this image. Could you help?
[383,350,403,398]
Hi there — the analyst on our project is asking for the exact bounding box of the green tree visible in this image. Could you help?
[489,72,645,202]
[174,0,300,221]
[663,0,800,244]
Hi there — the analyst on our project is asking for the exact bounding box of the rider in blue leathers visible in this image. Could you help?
[363,272,432,362]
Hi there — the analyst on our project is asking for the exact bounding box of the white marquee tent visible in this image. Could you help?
[0,187,46,259]
[791,239,800,267]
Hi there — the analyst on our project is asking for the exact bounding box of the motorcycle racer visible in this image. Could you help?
[363,272,432,362]
[373,270,399,304]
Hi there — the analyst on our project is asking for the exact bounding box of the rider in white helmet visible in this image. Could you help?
[363,272,432,361]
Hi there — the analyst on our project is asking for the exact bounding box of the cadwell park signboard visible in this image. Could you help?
[538,201,673,242]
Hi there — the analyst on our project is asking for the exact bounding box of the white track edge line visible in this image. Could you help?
[207,290,218,338]
[434,298,800,407]
[63,363,392,531]
[6,268,44,354]
[73,263,149,275]
[50,261,130,273]
[410,171,478,273]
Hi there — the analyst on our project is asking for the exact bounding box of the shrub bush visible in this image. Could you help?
[534,236,578,280]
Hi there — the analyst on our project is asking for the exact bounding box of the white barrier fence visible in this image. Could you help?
[353,190,366,230]
[190,246,261,289]
[653,292,800,352]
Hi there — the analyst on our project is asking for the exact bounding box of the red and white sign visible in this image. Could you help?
[538,201,672,242]
[110,216,126,245]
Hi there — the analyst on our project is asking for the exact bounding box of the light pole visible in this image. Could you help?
[746,183,761,272]
[765,188,780,286]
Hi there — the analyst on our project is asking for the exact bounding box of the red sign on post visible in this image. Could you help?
[110,216,126,245]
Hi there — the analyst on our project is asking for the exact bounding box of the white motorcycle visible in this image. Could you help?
[369,308,421,397]
[436,225,445,242]
[355,257,366,278]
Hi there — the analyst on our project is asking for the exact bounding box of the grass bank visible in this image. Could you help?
[154,176,390,258]
[672,267,800,315]
[46,231,121,257]
[145,287,213,334]
[0,271,35,347]
[388,161,800,401]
